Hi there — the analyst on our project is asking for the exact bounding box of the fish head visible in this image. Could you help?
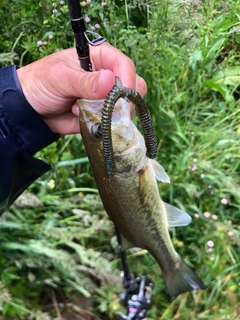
[77,98,147,174]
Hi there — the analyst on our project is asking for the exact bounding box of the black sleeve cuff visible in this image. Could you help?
[0,138,52,215]
[0,65,60,154]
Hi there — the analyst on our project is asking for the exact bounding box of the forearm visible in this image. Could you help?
[0,66,60,214]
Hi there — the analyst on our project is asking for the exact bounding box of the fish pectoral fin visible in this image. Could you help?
[150,159,170,183]
[164,202,192,227]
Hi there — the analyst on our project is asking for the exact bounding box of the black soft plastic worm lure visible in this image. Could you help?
[101,77,158,175]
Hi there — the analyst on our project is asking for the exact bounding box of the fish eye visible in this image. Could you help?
[91,123,102,139]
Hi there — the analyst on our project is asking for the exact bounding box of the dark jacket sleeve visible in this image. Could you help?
[0,65,60,214]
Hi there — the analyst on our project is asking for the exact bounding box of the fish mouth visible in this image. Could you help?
[79,98,128,113]
[79,99,104,116]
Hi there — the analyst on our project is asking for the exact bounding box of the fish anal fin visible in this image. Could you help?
[164,202,192,227]
[113,234,135,254]
[120,235,135,252]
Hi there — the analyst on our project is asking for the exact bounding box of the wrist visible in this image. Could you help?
[0,66,60,154]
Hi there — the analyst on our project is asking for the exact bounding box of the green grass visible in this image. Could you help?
[0,0,240,319]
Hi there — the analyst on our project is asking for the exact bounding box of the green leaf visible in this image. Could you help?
[206,37,225,59]
[0,221,23,230]
[205,80,235,107]
[212,67,240,87]
[54,157,89,170]
[66,279,91,297]
[190,47,203,70]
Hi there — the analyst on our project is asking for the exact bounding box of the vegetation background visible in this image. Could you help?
[0,0,240,319]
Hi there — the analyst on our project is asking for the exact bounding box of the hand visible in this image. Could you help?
[16,43,147,135]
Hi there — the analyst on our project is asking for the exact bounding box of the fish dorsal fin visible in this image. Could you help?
[163,202,192,227]
[150,159,170,183]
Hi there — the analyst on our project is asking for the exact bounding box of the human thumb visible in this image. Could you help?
[77,69,116,100]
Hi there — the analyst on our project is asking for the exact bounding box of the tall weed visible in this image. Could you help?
[0,0,239,319]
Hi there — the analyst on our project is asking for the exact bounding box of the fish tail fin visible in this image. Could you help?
[163,258,206,300]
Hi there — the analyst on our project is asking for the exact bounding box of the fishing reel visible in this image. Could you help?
[118,274,153,320]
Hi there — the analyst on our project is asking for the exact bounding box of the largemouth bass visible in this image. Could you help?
[78,97,205,300]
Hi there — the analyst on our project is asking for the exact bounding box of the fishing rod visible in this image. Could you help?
[115,227,153,320]
[67,0,105,71]
[66,1,153,318]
